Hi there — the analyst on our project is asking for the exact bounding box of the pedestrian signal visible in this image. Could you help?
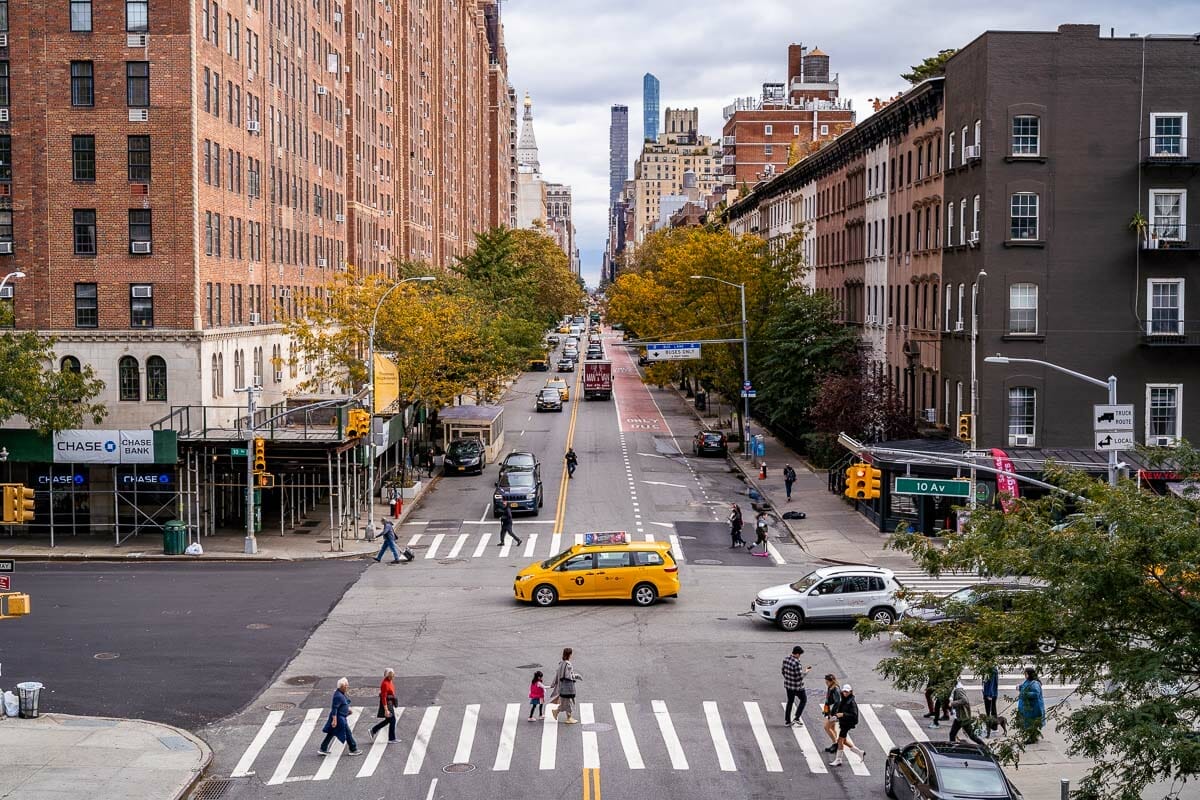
[346,409,370,439]
[844,463,873,500]
[256,472,275,488]
[1,484,35,524]
[957,413,972,442]
[253,437,266,472]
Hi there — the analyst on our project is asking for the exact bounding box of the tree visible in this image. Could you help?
[901,48,957,84]
[0,309,106,433]
[807,357,917,443]
[857,462,1200,800]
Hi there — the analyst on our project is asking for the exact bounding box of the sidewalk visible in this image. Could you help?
[0,713,210,800]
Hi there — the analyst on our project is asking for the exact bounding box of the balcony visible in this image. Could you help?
[1141,135,1199,166]
[1140,224,1200,252]
[1140,325,1200,347]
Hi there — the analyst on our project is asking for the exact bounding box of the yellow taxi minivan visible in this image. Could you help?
[514,533,679,607]
[545,377,569,401]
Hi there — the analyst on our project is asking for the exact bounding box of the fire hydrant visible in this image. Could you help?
[393,497,403,519]
[759,462,768,480]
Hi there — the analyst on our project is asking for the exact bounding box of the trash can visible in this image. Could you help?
[694,391,707,412]
[162,520,187,555]
[16,681,43,718]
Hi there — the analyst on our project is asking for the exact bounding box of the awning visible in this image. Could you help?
[1166,481,1200,498]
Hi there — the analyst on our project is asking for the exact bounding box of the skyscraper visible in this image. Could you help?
[643,73,661,142]
[609,105,629,205]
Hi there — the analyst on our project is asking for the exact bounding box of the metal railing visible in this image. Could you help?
[1140,223,1200,251]
[151,400,354,440]
[1142,135,1197,163]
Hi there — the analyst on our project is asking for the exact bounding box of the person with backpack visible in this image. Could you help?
[829,684,867,766]
[948,680,988,747]
[783,464,797,502]
[821,673,852,753]
[1017,667,1045,743]
[750,510,770,556]
[728,503,746,548]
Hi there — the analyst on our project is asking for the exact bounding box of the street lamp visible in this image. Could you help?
[367,275,436,534]
[984,355,1118,487]
[969,270,986,507]
[0,270,26,294]
[690,275,751,457]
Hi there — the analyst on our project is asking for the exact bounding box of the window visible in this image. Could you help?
[1150,113,1187,158]
[146,355,167,401]
[1146,384,1181,444]
[1007,387,1036,446]
[0,61,8,107]
[947,201,954,245]
[1147,279,1183,335]
[1008,283,1038,334]
[956,283,964,329]
[1009,193,1039,240]
[764,124,773,136]
[252,346,263,385]
[0,135,9,182]
[70,61,93,106]
[974,120,982,151]
[1149,189,1186,240]
[1011,115,1040,156]
[233,348,244,388]
[0,210,11,244]
[127,135,150,182]
[130,284,153,326]
[118,357,140,401]
[74,283,97,327]
[71,135,95,181]
[70,0,91,31]
[793,125,800,136]
[972,195,981,239]
[126,61,149,107]
[959,199,966,245]
[0,0,7,31]
[948,132,955,167]
[764,145,773,157]
[128,209,151,252]
[960,125,968,164]
[126,0,148,31]
[944,284,952,332]
[61,356,81,373]
[73,209,96,255]
[211,354,219,397]
[819,124,828,136]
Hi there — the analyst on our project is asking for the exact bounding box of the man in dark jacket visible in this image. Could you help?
[948,680,988,747]
[829,684,867,766]
[783,464,797,501]
[782,645,811,726]
[497,501,521,546]
[373,519,402,564]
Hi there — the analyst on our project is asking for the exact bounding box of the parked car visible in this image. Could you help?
[557,357,575,372]
[493,469,543,517]
[443,438,486,475]
[885,741,1023,800]
[500,451,542,484]
[527,357,549,371]
[535,388,563,412]
[901,581,1058,654]
[692,430,728,456]
[514,538,679,607]
[751,565,907,631]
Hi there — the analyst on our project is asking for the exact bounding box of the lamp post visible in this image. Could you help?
[0,270,26,294]
[984,355,1118,487]
[690,275,750,457]
[969,270,986,507]
[366,275,436,534]
[233,384,261,554]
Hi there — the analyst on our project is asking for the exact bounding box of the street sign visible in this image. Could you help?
[645,342,701,361]
[740,390,757,398]
[894,477,972,498]
[0,576,9,591]
[0,559,12,573]
[1095,430,1135,451]
[230,447,248,457]
[742,380,752,391]
[1093,404,1135,433]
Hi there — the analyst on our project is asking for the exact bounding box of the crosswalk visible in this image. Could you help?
[890,569,991,597]
[224,696,989,786]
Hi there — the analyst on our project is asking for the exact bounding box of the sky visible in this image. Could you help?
[500,0,1194,289]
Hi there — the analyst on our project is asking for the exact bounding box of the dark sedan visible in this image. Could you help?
[492,470,543,517]
[535,388,563,412]
[692,430,728,456]
[557,358,574,372]
[443,438,486,475]
[885,741,1022,800]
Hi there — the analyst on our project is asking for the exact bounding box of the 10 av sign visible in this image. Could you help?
[893,477,972,498]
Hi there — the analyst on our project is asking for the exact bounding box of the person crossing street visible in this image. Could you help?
[497,501,522,547]
[372,519,402,564]
[782,645,812,726]
[565,448,578,479]
[829,684,867,766]
[948,680,988,747]
[728,503,746,548]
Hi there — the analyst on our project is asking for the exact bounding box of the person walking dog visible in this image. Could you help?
[318,678,361,756]
[368,668,399,742]
[550,647,582,724]
[782,645,812,726]
[750,510,770,556]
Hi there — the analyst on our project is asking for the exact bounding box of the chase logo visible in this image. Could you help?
[104,440,117,453]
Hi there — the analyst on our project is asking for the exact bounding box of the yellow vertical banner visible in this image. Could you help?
[373,354,400,413]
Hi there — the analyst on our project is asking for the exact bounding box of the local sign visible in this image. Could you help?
[1094,430,1136,451]
[893,477,972,498]
[0,560,13,573]
[645,342,701,361]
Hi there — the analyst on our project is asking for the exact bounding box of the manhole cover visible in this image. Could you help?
[438,559,466,565]
[459,585,482,591]
[246,623,271,630]
[93,652,119,660]
[582,722,614,732]
[192,778,235,800]
[442,762,477,774]
[284,675,318,686]
[693,559,723,565]
[264,702,296,711]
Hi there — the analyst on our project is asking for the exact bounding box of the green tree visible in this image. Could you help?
[901,48,957,84]
[857,462,1200,800]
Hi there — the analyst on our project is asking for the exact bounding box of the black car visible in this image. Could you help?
[557,358,574,372]
[885,741,1022,800]
[535,388,563,412]
[693,430,728,456]
[499,451,542,484]
[443,438,486,475]
[493,469,543,517]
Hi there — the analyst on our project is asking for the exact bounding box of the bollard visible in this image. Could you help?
[759,462,767,480]
[1061,779,1070,800]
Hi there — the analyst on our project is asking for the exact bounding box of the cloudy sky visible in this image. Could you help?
[501,0,1193,288]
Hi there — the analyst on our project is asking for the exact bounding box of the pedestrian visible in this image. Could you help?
[829,684,867,766]
[565,448,578,479]
[948,680,988,747]
[425,446,436,478]
[926,671,953,728]
[1017,667,1045,743]
[318,678,361,756]
[368,668,399,743]
[750,510,770,556]
[373,519,403,564]
[528,670,547,721]
[782,645,812,726]
[783,464,797,502]
[549,647,582,725]
[728,503,746,548]
[821,674,855,753]
[981,667,1007,738]
[497,501,522,546]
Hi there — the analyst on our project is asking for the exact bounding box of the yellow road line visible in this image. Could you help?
[582,767,601,800]
[553,364,585,534]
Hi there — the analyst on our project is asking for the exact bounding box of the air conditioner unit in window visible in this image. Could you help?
[385,40,393,47]
[316,85,327,95]
[964,145,981,160]
[0,108,9,123]
[126,33,148,48]
[0,33,9,47]
[128,108,148,123]
[923,407,938,423]
[131,241,152,254]
[333,11,342,24]
[273,371,283,383]
[357,32,365,40]
[953,321,964,332]
[131,285,153,298]
[317,256,327,267]
[335,213,345,223]
[0,285,11,298]
[246,119,260,133]
[968,232,980,246]
[249,312,260,324]
[1153,436,1176,447]
[1010,434,1033,447]
[386,105,394,114]
[130,182,149,196]
[0,241,12,255]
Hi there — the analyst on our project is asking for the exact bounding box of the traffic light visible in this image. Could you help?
[1,484,34,524]
[253,438,266,472]
[256,472,275,488]
[957,413,973,442]
[844,463,871,500]
[346,409,370,439]
[0,592,31,618]
[865,465,883,500]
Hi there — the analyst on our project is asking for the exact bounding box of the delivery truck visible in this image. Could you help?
[583,360,613,400]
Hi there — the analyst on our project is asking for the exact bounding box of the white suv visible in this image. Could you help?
[751,566,907,631]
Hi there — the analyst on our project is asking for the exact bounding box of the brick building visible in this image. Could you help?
[631,108,721,245]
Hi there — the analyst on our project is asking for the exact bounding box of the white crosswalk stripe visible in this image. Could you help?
[890,569,992,597]
[227,697,1022,785]
[384,529,762,563]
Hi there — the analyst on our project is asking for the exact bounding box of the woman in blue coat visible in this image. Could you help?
[318,677,361,756]
[1016,667,1045,743]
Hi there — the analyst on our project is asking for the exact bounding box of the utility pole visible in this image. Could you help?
[691,275,751,457]
[237,385,261,554]
[969,270,986,508]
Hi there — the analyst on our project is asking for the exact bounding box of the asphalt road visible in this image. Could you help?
[0,560,367,729]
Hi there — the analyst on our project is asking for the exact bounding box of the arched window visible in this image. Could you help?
[146,356,167,401]
[272,344,282,382]
[61,356,81,373]
[118,356,140,401]
[253,347,263,386]
[233,349,245,389]
[211,355,219,398]
[217,353,225,398]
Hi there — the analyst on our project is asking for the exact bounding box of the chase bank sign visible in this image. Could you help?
[51,430,155,464]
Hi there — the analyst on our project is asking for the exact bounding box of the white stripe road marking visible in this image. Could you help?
[648,522,673,528]
[424,777,438,800]
[461,520,557,525]
[861,704,895,754]
[231,709,284,777]
[423,533,445,559]
[453,704,480,764]
[636,452,669,458]
[540,704,558,770]
[493,703,520,772]
[403,706,440,775]
[703,701,736,772]
[472,533,491,558]
[744,701,782,772]
[641,480,687,488]
[550,533,562,554]
[446,533,469,558]
[610,702,644,769]
[651,700,689,770]
[580,703,599,768]
[499,538,513,558]
[523,534,538,558]
[266,707,321,785]
[896,708,930,742]
[766,542,786,565]
[313,709,360,780]
[780,704,827,774]
[669,534,685,563]
[406,534,423,547]
[358,707,403,778]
